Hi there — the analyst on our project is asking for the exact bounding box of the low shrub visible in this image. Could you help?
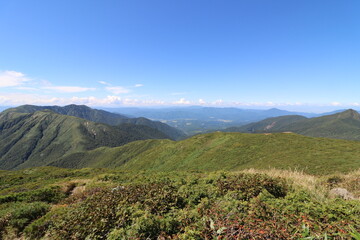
[0,201,50,237]
[0,186,66,204]
[0,170,358,239]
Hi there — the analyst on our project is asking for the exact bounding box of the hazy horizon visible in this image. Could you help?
[0,103,355,114]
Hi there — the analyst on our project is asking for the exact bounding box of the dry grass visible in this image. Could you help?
[240,168,328,200]
[241,168,360,200]
[323,169,360,198]
[55,179,90,195]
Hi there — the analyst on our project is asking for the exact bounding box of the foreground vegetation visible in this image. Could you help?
[0,167,359,239]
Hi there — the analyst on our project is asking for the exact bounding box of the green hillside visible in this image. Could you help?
[226,109,360,141]
[2,105,186,140]
[53,132,360,175]
[283,109,360,140]
[116,117,187,140]
[0,111,169,170]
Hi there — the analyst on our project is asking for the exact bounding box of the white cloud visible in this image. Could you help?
[198,99,206,104]
[0,93,62,105]
[98,81,110,85]
[264,101,276,106]
[134,84,143,87]
[0,71,30,87]
[0,93,167,107]
[0,92,357,111]
[43,86,96,93]
[75,96,165,106]
[173,98,191,105]
[331,102,342,106]
[105,86,130,94]
[212,99,224,105]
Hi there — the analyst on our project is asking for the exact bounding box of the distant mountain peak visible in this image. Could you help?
[64,104,84,107]
[335,109,360,120]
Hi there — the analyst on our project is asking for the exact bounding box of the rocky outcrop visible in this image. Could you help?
[329,188,355,200]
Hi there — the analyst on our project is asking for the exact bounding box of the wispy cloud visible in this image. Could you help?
[43,86,96,93]
[0,71,30,87]
[0,70,96,94]
[0,93,62,106]
[0,93,165,107]
[350,102,360,106]
[98,81,110,85]
[331,102,341,106]
[212,99,224,105]
[101,81,143,94]
[0,92,358,111]
[15,87,39,91]
[68,96,166,106]
[105,86,130,94]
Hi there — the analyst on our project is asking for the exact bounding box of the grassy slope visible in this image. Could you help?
[0,111,169,170]
[54,132,360,175]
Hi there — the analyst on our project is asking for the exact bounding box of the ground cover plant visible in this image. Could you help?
[0,167,359,239]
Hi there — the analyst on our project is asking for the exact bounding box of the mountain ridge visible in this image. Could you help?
[50,131,360,175]
[224,109,360,140]
[2,104,186,140]
[104,106,335,135]
[0,110,170,170]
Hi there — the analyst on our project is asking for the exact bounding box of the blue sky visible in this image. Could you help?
[0,0,359,112]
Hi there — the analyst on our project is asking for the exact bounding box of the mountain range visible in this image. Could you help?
[225,109,360,141]
[104,106,337,135]
[1,105,360,173]
[2,104,186,140]
[0,110,171,170]
[107,106,319,120]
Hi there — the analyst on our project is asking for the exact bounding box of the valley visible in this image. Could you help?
[0,105,359,239]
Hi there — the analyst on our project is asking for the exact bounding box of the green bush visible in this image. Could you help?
[0,186,66,204]
[0,202,49,236]
[216,173,288,199]
[24,206,67,240]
